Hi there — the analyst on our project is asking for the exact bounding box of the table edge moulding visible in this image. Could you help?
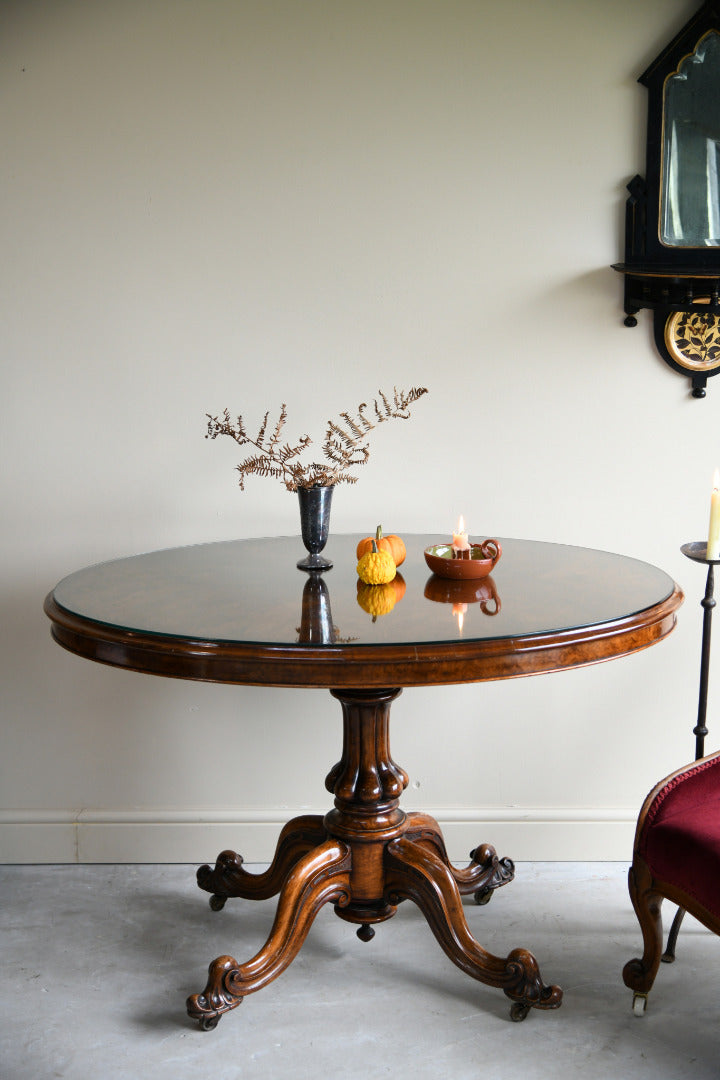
[43,591,683,689]
[43,535,684,1028]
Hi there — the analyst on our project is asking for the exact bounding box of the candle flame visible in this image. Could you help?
[456,515,465,533]
[452,602,467,633]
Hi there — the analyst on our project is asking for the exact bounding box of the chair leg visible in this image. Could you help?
[661,905,686,963]
[622,857,665,1014]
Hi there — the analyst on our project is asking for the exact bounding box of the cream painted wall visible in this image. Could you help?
[1,0,715,863]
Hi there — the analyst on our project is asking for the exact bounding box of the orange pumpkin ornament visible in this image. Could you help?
[356,525,406,567]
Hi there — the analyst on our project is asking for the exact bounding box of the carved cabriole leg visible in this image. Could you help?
[196,814,327,909]
[404,813,515,903]
[403,812,453,863]
[187,839,352,1028]
[661,906,686,963]
[622,856,665,1003]
[384,836,562,1019]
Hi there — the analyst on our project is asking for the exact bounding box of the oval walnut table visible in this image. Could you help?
[44,534,683,1027]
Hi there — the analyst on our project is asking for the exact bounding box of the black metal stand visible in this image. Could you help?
[661,541,718,963]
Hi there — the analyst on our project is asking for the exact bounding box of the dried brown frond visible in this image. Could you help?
[206,385,427,492]
[267,405,288,451]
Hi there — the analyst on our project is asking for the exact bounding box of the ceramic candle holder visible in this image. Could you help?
[424,539,502,580]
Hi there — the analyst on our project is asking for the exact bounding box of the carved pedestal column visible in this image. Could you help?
[324,687,408,931]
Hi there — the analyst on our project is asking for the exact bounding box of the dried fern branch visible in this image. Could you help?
[206,386,428,491]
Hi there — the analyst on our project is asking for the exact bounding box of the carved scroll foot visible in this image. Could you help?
[469,842,515,905]
[187,839,352,1029]
[186,955,243,1029]
[403,813,515,904]
[622,858,664,1003]
[385,836,562,1019]
[196,814,327,909]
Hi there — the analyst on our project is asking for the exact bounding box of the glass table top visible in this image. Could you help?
[51,535,677,649]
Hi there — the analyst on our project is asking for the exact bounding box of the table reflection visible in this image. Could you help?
[424,575,501,631]
[356,573,406,622]
[297,573,336,644]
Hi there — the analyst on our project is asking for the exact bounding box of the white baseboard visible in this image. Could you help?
[0,807,636,863]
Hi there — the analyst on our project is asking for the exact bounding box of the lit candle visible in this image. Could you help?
[708,469,720,560]
[452,515,470,553]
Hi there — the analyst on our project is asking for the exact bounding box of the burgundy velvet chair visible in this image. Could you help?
[623,749,720,1014]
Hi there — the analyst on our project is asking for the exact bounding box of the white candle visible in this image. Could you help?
[708,469,720,560]
[452,515,470,552]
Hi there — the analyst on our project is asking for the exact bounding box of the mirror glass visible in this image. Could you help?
[661,30,720,247]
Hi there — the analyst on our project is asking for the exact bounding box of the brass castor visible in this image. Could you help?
[209,895,227,912]
[632,992,648,1017]
[200,1015,220,1031]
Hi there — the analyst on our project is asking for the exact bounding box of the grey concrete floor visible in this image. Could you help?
[1,862,718,1079]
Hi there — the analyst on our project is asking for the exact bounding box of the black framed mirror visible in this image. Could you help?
[613,1,720,396]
